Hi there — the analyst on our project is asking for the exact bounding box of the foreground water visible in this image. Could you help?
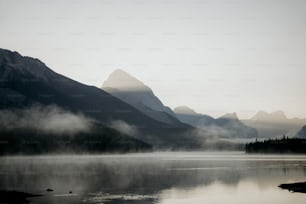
[1,152,306,204]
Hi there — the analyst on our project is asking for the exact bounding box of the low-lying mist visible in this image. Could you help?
[0,105,247,151]
[109,120,139,136]
[184,128,246,151]
[0,105,92,135]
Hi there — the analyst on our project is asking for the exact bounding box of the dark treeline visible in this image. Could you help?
[0,126,152,155]
[245,138,306,153]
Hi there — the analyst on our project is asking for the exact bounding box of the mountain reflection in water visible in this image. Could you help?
[0,152,306,204]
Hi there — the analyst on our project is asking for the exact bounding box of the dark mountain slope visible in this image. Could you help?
[0,124,152,155]
[0,48,201,149]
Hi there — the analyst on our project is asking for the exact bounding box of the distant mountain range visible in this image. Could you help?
[0,48,201,152]
[250,110,288,121]
[101,70,247,149]
[242,111,306,138]
[174,106,258,138]
[102,70,259,139]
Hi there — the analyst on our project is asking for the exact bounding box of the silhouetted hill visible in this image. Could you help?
[0,48,201,150]
[174,106,258,138]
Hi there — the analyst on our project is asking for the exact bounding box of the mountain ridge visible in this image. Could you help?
[174,105,258,138]
[250,110,288,121]
[243,110,306,138]
[0,48,202,150]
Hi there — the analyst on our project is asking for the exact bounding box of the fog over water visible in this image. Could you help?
[1,152,306,204]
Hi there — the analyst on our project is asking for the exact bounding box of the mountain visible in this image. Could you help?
[174,106,215,127]
[295,126,306,138]
[102,69,183,126]
[242,111,306,138]
[0,48,201,150]
[174,106,197,115]
[250,110,287,122]
[174,106,258,138]
[220,112,239,120]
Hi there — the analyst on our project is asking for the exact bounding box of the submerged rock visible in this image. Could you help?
[0,190,41,204]
[279,182,306,193]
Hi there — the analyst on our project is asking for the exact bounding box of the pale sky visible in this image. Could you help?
[1,0,306,119]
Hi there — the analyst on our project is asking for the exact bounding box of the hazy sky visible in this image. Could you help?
[1,0,306,119]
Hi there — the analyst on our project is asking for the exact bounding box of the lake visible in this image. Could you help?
[0,152,306,204]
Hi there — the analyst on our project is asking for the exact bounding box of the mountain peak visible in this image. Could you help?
[251,110,287,121]
[0,48,21,58]
[0,48,55,82]
[102,69,149,92]
[221,112,239,120]
[272,110,286,116]
[110,69,130,77]
[174,106,197,115]
[101,69,181,124]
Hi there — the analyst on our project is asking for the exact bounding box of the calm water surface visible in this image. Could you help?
[1,152,306,204]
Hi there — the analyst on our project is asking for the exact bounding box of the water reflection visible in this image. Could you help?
[0,152,306,203]
[159,181,306,204]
